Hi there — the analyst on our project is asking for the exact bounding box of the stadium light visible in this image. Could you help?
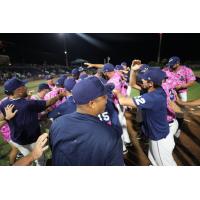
[59,33,69,67]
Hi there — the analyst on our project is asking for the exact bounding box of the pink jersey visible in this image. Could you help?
[107,72,127,104]
[44,87,66,109]
[162,82,177,122]
[30,94,43,100]
[48,84,56,90]
[107,72,127,95]
[163,66,196,93]
[0,98,11,142]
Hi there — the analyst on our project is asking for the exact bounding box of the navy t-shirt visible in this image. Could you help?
[50,112,124,166]
[133,87,169,141]
[48,96,76,119]
[0,98,46,145]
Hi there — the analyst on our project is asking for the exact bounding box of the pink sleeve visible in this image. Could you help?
[185,67,196,82]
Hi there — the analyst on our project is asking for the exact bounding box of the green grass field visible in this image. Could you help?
[0,73,200,165]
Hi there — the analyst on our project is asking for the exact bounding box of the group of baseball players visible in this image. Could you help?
[0,56,197,166]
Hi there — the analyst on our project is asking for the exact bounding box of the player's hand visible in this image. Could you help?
[112,89,120,98]
[57,90,67,98]
[28,90,34,96]
[131,59,141,66]
[131,64,141,71]
[5,104,18,120]
[31,133,49,160]
[175,93,184,106]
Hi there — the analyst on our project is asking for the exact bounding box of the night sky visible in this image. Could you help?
[1,33,200,66]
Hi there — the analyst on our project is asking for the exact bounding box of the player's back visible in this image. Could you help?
[50,112,124,166]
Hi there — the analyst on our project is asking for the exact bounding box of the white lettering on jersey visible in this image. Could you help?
[98,112,110,122]
[134,96,146,105]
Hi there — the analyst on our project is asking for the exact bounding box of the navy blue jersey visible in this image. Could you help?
[98,99,122,136]
[133,87,169,141]
[0,98,46,145]
[48,96,76,119]
[50,112,124,166]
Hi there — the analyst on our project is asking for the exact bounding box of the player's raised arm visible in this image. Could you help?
[176,97,200,107]
[45,91,66,108]
[129,66,142,91]
[84,62,104,69]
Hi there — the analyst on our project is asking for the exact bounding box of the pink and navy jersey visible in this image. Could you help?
[163,66,196,93]
[0,97,11,142]
[44,87,66,109]
[162,82,177,122]
[107,72,128,104]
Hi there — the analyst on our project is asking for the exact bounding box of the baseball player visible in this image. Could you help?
[48,77,77,119]
[0,77,66,166]
[44,76,66,109]
[163,56,196,102]
[85,62,132,152]
[71,68,80,80]
[31,83,51,101]
[45,75,55,90]
[114,68,177,166]
[50,76,124,166]
[130,61,180,138]
[48,76,123,139]
[120,61,131,84]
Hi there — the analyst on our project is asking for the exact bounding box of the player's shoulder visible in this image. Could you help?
[180,65,191,71]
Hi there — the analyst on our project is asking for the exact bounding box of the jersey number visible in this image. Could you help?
[135,96,146,105]
[98,112,110,122]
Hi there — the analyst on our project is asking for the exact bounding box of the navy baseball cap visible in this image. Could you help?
[166,56,180,67]
[4,77,28,93]
[60,74,68,79]
[103,63,115,73]
[79,74,88,80]
[71,68,80,76]
[115,65,124,70]
[64,78,76,91]
[121,62,127,66]
[72,76,113,105]
[138,64,150,74]
[38,83,50,92]
[142,68,167,85]
[56,77,66,86]
[45,75,54,80]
